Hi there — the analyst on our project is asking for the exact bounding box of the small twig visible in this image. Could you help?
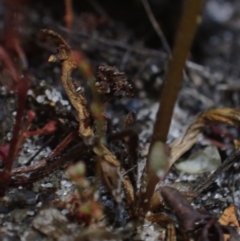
[10,143,87,187]
[141,0,171,56]
[47,131,76,158]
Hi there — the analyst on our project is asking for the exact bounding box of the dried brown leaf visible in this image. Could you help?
[219,205,240,241]
[160,186,204,231]
[219,205,239,227]
[42,29,135,207]
[169,108,240,168]
[100,160,122,203]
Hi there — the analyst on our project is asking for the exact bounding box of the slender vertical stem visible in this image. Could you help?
[152,0,203,144]
[141,0,171,57]
[139,0,203,216]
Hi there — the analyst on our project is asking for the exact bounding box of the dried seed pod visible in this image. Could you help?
[160,186,204,231]
[95,65,134,102]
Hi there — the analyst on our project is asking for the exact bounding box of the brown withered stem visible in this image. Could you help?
[41,29,135,207]
[138,0,203,216]
[152,0,203,143]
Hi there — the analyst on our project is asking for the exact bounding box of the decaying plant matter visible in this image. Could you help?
[41,29,135,208]
[0,25,238,239]
[170,108,240,167]
[38,29,240,240]
[1,1,240,239]
[1,19,239,241]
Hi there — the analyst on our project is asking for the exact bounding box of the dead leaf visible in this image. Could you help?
[219,205,240,241]
[219,205,239,227]
[169,108,240,168]
[174,145,221,174]
[100,160,122,203]
[160,186,203,231]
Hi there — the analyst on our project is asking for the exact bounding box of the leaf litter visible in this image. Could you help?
[1,1,240,241]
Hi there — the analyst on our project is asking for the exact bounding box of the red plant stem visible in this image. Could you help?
[13,110,36,159]
[10,142,85,187]
[0,46,18,82]
[5,74,29,171]
[64,0,73,29]
[25,120,57,137]
[47,131,76,158]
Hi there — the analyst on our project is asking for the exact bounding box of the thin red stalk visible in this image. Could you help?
[0,46,18,82]
[13,110,36,158]
[5,74,29,171]
[25,120,57,137]
[47,131,76,158]
[10,142,86,187]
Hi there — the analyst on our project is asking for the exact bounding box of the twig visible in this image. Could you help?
[141,0,171,56]
[10,143,87,187]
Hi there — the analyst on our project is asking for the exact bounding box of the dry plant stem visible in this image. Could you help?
[141,0,171,56]
[42,29,135,206]
[42,29,93,137]
[152,0,203,144]
[48,131,75,158]
[139,0,203,216]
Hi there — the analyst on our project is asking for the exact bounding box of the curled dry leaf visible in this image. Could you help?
[169,108,240,168]
[219,205,239,227]
[41,29,135,207]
